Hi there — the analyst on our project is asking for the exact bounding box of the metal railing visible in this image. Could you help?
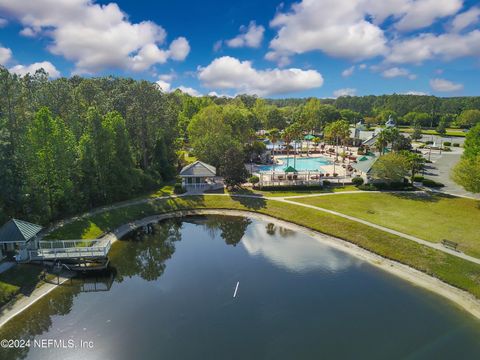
[30,239,111,260]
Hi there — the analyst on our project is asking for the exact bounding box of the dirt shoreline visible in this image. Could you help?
[1,208,480,328]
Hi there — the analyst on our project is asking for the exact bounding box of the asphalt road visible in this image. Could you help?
[422,147,480,199]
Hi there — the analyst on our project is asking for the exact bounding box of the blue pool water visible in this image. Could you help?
[257,156,332,172]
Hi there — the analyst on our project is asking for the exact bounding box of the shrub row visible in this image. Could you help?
[258,184,324,191]
[358,181,415,191]
[422,179,445,188]
[173,183,186,194]
[352,176,364,186]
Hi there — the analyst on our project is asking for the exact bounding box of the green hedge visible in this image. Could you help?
[173,183,186,194]
[352,177,364,186]
[258,184,324,191]
[422,179,444,188]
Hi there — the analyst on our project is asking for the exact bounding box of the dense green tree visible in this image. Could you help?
[453,155,480,193]
[436,118,447,136]
[372,153,409,183]
[24,107,77,220]
[463,123,480,159]
[187,105,237,167]
[456,110,480,128]
[411,122,423,140]
[401,151,425,182]
[220,147,249,189]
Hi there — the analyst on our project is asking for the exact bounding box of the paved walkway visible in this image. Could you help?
[0,275,70,328]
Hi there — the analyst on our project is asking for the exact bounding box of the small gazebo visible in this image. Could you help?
[0,219,43,261]
[179,161,223,190]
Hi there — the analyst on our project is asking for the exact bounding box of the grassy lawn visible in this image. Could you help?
[47,194,480,299]
[0,264,45,307]
[147,184,175,198]
[291,192,480,257]
[400,127,467,138]
[224,185,359,198]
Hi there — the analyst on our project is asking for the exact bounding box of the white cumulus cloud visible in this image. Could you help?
[0,46,12,65]
[268,0,388,64]
[342,66,355,78]
[0,0,190,74]
[333,88,357,98]
[387,30,480,64]
[451,6,480,33]
[198,56,324,96]
[176,86,201,97]
[404,90,428,95]
[430,78,463,92]
[226,21,265,48]
[382,67,416,79]
[9,61,60,78]
[156,79,171,92]
[394,0,462,32]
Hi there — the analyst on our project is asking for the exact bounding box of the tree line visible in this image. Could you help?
[2,66,480,224]
[0,68,180,224]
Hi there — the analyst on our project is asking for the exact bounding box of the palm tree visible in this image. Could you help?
[267,128,280,178]
[287,123,302,168]
[282,128,293,167]
[375,130,388,155]
[267,128,280,159]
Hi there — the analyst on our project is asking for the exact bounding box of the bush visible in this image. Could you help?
[453,143,460,147]
[422,179,444,188]
[352,177,364,186]
[412,175,424,182]
[173,183,186,194]
[322,180,331,186]
[442,146,451,152]
[443,141,451,147]
[358,181,415,191]
[333,173,338,177]
[426,141,434,145]
[258,184,323,191]
[248,175,259,186]
[358,183,377,191]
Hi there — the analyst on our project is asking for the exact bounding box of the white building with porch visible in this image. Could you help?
[0,219,43,261]
[179,161,224,191]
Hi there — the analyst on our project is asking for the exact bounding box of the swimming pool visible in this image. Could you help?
[257,156,332,172]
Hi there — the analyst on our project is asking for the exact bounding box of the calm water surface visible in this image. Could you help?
[257,156,332,172]
[1,215,480,360]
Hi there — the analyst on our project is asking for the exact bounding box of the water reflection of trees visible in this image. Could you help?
[111,219,182,282]
[200,215,251,247]
[0,285,81,360]
[266,223,295,238]
[0,216,252,359]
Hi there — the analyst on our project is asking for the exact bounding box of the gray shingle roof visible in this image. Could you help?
[179,161,216,177]
[0,219,43,243]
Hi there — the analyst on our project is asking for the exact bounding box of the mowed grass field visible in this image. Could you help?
[292,192,480,257]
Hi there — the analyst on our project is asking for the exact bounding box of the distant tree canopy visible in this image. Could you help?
[0,67,181,223]
[1,65,480,223]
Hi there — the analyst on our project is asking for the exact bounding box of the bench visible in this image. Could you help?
[441,239,459,251]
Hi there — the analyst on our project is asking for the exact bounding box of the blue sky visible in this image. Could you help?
[0,0,479,98]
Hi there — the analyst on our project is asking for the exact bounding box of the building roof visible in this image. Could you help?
[0,219,43,244]
[352,155,378,175]
[179,161,216,177]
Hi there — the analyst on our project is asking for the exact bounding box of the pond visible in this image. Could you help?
[1,215,480,359]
